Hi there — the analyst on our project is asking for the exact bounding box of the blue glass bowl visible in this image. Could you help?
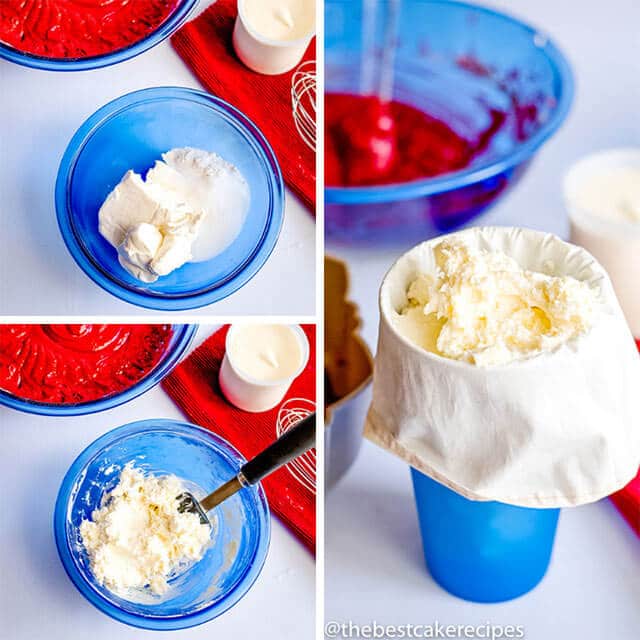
[54,419,270,630]
[325,0,574,245]
[0,1,198,71]
[56,87,284,311]
[0,324,195,416]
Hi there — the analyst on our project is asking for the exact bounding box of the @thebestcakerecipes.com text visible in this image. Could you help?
[325,622,526,640]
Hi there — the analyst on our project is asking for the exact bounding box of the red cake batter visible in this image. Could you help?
[0,0,180,59]
[325,93,507,187]
[0,325,172,404]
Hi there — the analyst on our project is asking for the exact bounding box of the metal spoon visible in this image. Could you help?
[177,412,316,525]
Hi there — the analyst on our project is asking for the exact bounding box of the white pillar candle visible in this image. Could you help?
[564,149,640,337]
[219,324,310,412]
[233,0,315,75]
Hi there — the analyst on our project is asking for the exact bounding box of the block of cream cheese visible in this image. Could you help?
[365,226,640,507]
[99,147,249,283]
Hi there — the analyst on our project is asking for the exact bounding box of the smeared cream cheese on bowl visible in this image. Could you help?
[394,239,599,366]
[99,147,249,283]
[79,463,211,597]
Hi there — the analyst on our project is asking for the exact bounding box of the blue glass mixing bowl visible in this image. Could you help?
[325,0,573,244]
[54,419,270,630]
[0,324,195,416]
[0,0,198,71]
[56,87,284,311]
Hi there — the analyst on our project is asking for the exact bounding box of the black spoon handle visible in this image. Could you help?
[240,412,316,485]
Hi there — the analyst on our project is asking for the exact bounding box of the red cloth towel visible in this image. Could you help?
[609,338,640,537]
[162,325,316,553]
[171,0,316,211]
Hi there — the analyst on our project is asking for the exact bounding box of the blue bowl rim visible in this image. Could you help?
[0,324,196,416]
[55,86,285,311]
[53,418,271,631]
[0,0,198,72]
[324,0,575,205]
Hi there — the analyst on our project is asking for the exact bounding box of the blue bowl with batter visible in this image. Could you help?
[0,324,196,417]
[325,0,573,244]
[54,419,271,630]
[56,87,284,311]
[0,0,198,71]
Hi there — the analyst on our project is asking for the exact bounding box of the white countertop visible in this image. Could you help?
[0,19,316,317]
[325,0,640,638]
[0,327,315,639]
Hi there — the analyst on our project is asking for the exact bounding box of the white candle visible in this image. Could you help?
[233,0,315,75]
[219,324,310,412]
[564,148,640,336]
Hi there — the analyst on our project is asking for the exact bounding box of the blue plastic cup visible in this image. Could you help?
[410,467,559,603]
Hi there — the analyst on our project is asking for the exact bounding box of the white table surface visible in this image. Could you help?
[0,8,316,317]
[325,0,640,638]
[0,327,315,640]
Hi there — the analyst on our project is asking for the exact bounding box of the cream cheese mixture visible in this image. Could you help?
[80,463,211,596]
[99,147,249,283]
[394,239,599,366]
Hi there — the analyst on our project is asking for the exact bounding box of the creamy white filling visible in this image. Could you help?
[395,239,599,366]
[242,0,315,41]
[571,166,640,223]
[228,324,304,381]
[79,464,211,597]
